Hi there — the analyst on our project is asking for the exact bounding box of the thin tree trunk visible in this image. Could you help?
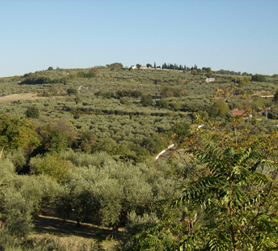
[230,225,237,251]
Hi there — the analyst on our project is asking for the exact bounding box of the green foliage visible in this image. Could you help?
[161,86,185,98]
[141,133,170,155]
[56,158,179,235]
[131,206,187,251]
[126,211,159,237]
[91,137,118,155]
[191,69,197,75]
[75,68,99,79]
[115,89,143,98]
[79,131,98,152]
[25,105,40,119]
[171,122,190,141]
[238,76,250,87]
[67,87,78,95]
[0,114,40,151]
[95,90,113,99]
[120,97,131,105]
[106,62,123,69]
[61,149,113,167]
[4,148,27,173]
[30,153,72,183]
[36,119,75,154]
[156,99,169,109]
[141,95,153,107]
[0,159,59,245]
[74,95,82,104]
[251,96,272,111]
[175,140,278,250]
[19,75,51,85]
[207,100,230,119]
[273,90,278,103]
[170,102,181,111]
[203,67,213,78]
[252,74,267,82]
[86,67,99,78]
[135,134,278,250]
[1,188,34,239]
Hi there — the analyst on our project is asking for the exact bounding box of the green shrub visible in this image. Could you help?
[252,74,266,82]
[141,95,153,107]
[25,106,40,119]
[67,87,78,95]
[126,211,159,236]
[207,100,230,119]
[30,153,72,183]
[156,99,169,109]
[0,114,40,151]
[170,102,181,111]
[120,97,131,105]
[161,86,185,98]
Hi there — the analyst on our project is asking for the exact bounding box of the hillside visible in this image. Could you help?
[0,64,278,250]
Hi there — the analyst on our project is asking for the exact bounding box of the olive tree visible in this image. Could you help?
[56,156,179,237]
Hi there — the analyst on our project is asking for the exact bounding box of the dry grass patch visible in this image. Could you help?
[0,93,46,103]
[28,234,116,251]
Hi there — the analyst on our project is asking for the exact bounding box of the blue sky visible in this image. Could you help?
[1,0,277,77]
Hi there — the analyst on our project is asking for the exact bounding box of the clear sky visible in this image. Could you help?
[1,0,277,77]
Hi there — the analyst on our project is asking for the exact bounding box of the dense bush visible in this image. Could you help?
[30,153,72,183]
[170,102,181,111]
[207,100,230,119]
[19,75,52,85]
[252,74,267,82]
[36,119,75,154]
[67,87,78,95]
[106,62,123,69]
[120,97,131,105]
[0,114,40,151]
[25,106,40,118]
[161,86,185,98]
[0,159,59,246]
[156,99,169,109]
[141,95,153,107]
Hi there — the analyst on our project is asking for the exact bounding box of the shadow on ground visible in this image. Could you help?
[33,206,114,240]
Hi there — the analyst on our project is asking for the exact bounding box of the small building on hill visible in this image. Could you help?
[231,110,251,117]
[206,78,215,83]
